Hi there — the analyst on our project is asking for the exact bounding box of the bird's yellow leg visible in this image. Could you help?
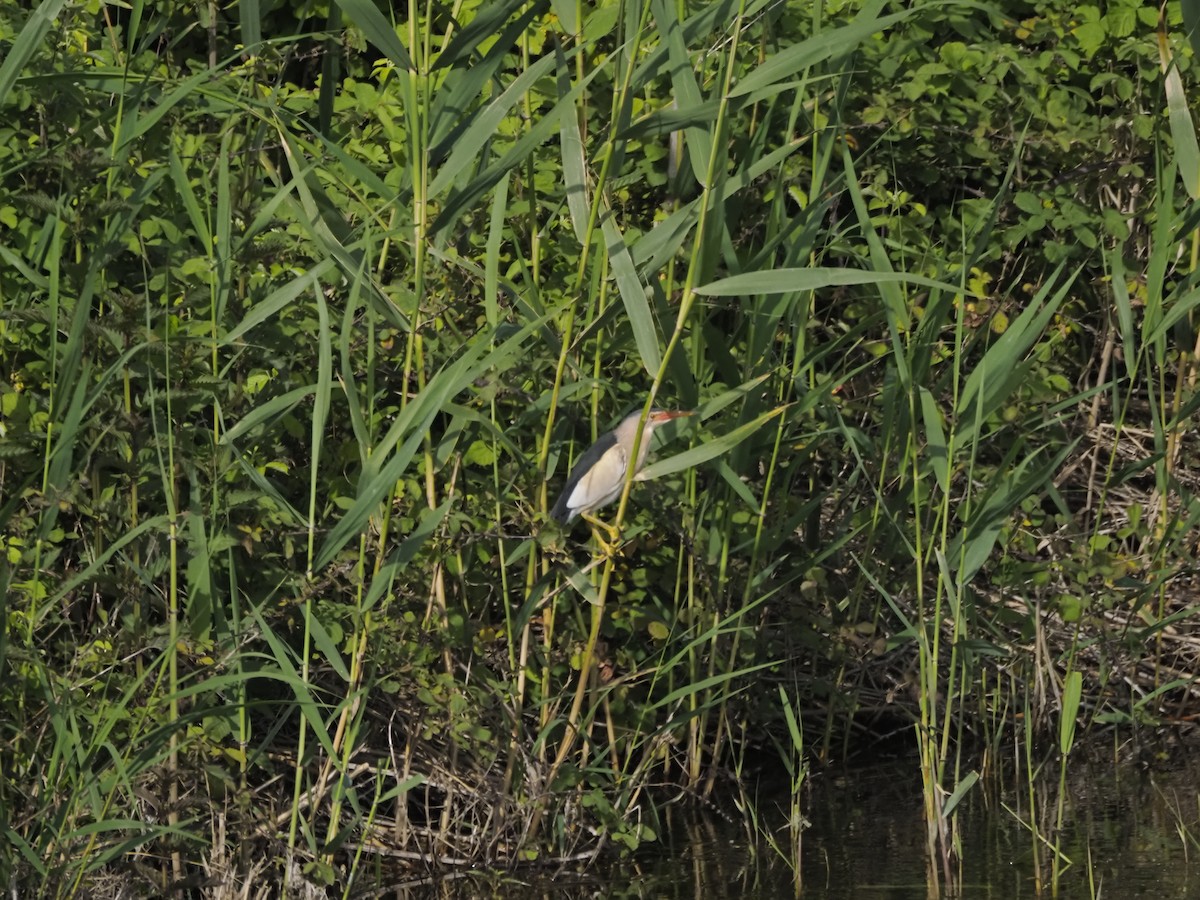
[582,512,622,556]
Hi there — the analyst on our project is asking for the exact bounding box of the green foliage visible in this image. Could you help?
[1,0,1199,892]
[848,0,1176,273]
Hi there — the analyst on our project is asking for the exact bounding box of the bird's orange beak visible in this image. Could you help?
[649,409,693,423]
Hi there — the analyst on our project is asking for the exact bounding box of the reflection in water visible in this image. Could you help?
[780,751,1200,899]
[364,751,1200,899]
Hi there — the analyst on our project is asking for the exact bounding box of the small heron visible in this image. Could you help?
[551,408,692,550]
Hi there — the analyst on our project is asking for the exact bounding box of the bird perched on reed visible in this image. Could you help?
[551,408,692,551]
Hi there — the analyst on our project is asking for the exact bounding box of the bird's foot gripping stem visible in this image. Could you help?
[583,513,623,557]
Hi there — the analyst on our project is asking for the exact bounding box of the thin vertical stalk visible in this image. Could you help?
[536,0,750,831]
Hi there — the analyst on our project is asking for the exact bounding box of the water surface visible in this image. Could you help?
[365,749,1200,898]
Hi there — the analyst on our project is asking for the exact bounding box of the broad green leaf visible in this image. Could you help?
[955,441,1077,583]
[650,0,712,185]
[842,146,911,385]
[223,262,336,345]
[957,265,1074,431]
[729,7,913,100]
[1146,287,1200,348]
[221,385,318,444]
[4,828,47,876]
[778,686,804,755]
[695,268,977,298]
[1158,30,1200,199]
[942,771,979,818]
[646,661,775,711]
[273,122,409,329]
[307,611,351,683]
[214,129,233,324]
[429,2,546,153]
[168,145,210,248]
[435,0,538,69]
[432,64,606,235]
[633,139,806,272]
[333,0,413,69]
[557,45,590,244]
[246,604,337,758]
[638,405,785,481]
[601,216,661,375]
[549,0,578,33]
[483,172,510,328]
[715,459,760,508]
[1106,248,1137,379]
[316,317,543,569]
[564,566,603,606]
[48,515,173,612]
[0,0,70,107]
[224,443,307,527]
[186,488,213,640]
[363,501,453,613]
[308,283,333,568]
[339,273,372,463]
[620,99,723,141]
[1184,0,1200,59]
[919,387,949,494]
[1060,670,1082,754]
[429,50,560,199]
[240,0,261,47]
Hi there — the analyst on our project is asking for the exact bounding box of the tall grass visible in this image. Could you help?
[2,0,1200,894]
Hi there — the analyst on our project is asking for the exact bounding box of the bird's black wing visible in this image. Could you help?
[550,430,618,523]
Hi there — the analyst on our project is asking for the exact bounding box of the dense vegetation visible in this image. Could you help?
[3,0,1200,893]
